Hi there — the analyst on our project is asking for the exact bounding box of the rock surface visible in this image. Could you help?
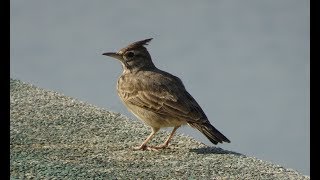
[10,79,309,179]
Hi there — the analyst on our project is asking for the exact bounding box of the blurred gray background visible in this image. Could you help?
[10,0,309,175]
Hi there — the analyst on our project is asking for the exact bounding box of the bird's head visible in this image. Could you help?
[103,38,155,72]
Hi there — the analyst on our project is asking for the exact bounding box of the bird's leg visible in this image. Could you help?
[152,126,180,149]
[133,127,159,151]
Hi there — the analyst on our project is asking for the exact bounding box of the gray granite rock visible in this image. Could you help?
[10,79,309,179]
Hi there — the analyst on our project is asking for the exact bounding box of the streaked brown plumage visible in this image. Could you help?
[103,38,230,150]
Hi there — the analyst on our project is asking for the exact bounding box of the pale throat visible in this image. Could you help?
[121,59,155,74]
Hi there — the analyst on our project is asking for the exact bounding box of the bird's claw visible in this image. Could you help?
[133,144,169,151]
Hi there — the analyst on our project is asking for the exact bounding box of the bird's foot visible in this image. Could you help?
[133,144,159,151]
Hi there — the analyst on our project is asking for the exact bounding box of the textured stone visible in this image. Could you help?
[10,79,309,179]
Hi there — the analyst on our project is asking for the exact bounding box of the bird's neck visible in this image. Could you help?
[122,61,157,74]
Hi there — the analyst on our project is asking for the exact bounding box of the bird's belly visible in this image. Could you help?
[126,104,187,128]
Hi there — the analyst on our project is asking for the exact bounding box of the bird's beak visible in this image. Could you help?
[102,52,123,60]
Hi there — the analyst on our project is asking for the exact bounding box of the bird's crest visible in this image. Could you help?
[119,38,153,54]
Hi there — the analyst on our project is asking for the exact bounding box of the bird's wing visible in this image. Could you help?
[119,72,231,144]
[118,72,208,123]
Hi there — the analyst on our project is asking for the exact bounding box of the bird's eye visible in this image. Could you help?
[126,51,135,58]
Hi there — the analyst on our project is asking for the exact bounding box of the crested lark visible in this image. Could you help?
[103,38,230,150]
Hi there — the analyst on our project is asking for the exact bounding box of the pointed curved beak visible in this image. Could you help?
[102,52,123,60]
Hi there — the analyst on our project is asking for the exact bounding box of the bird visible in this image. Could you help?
[102,38,230,150]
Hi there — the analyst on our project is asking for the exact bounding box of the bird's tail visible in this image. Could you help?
[188,122,230,145]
